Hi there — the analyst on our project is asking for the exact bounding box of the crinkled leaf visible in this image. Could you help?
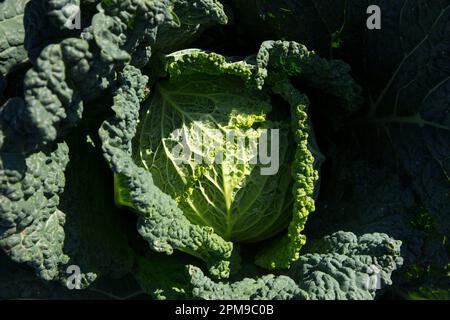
[290,231,403,300]
[0,0,29,76]
[0,143,69,280]
[188,265,308,300]
[100,65,234,280]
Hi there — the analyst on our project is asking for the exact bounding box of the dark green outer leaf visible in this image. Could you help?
[226,0,346,57]
[0,0,29,76]
[358,0,450,236]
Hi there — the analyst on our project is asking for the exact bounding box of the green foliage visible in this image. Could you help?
[188,265,309,300]
[106,42,362,275]
[291,232,403,300]
[0,0,448,300]
[0,143,69,280]
[185,231,402,300]
[0,0,29,75]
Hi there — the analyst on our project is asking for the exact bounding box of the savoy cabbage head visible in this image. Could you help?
[100,41,363,277]
[0,0,448,300]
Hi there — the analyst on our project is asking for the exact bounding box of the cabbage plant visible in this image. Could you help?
[1,0,447,300]
[100,41,363,278]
